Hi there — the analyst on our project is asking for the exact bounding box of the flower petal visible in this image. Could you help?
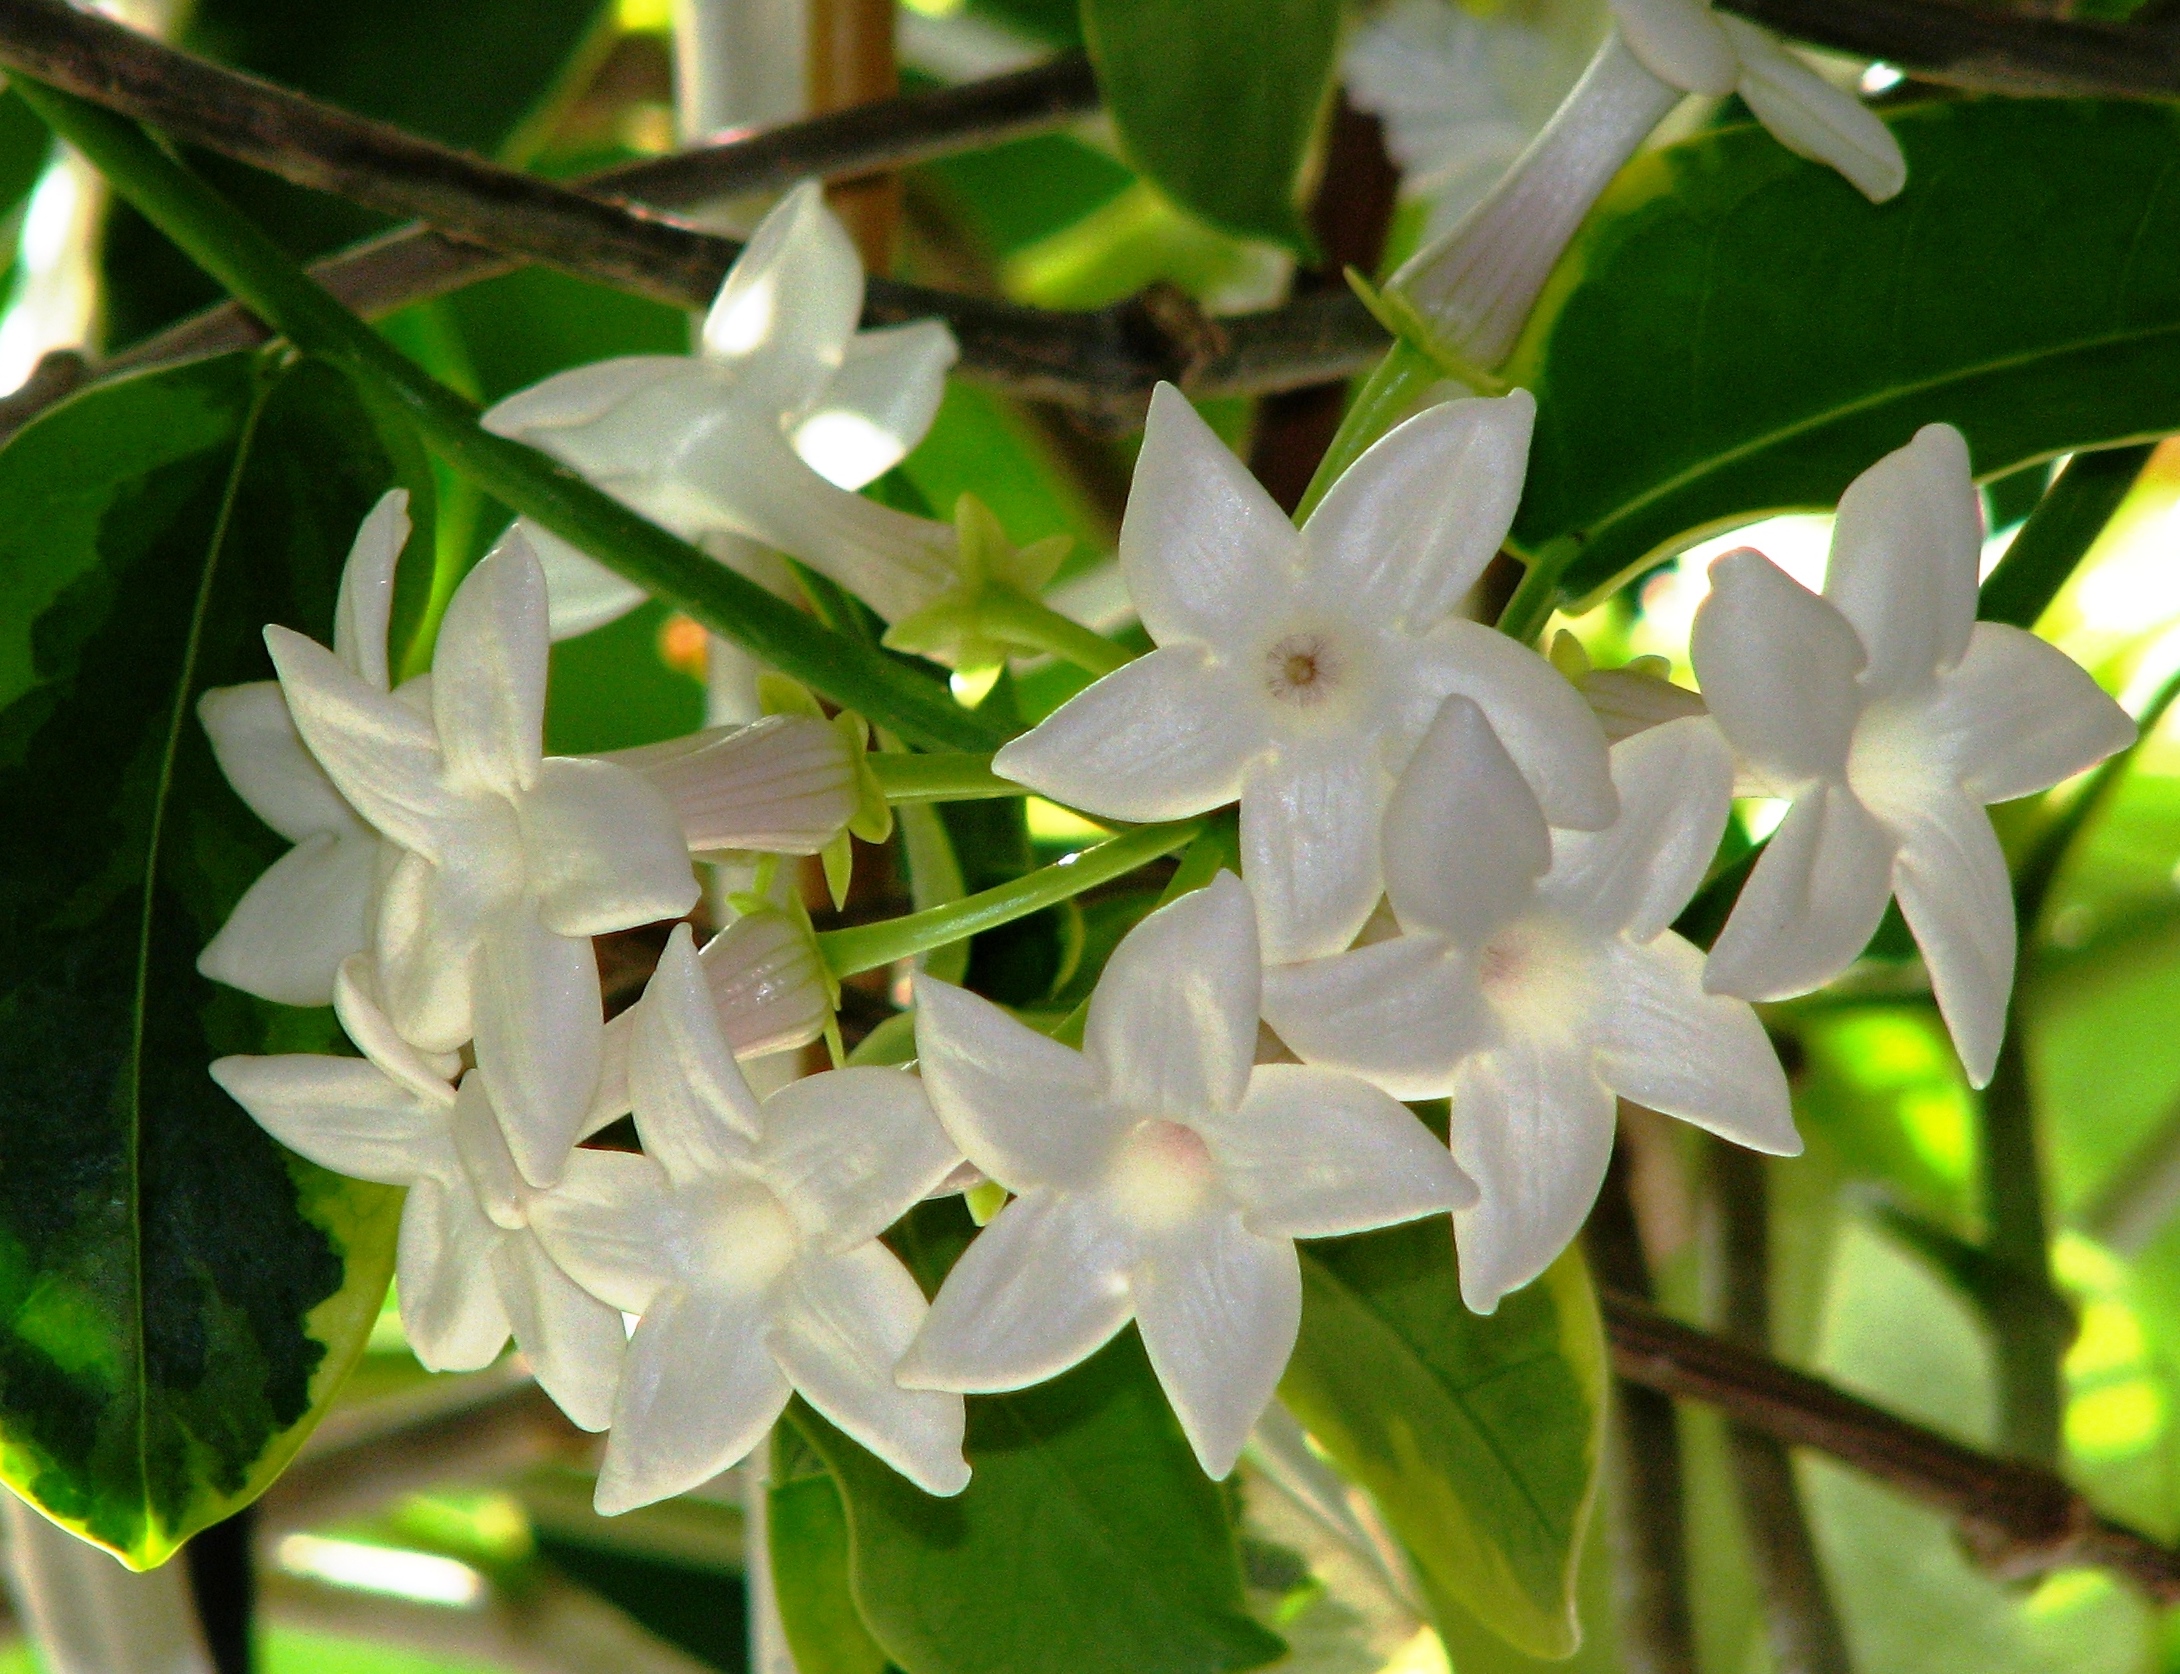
[596,1284,790,1516]
[210,1054,445,1185]
[1690,548,1865,788]
[473,908,603,1188]
[1705,780,1896,1001]
[1892,791,2015,1087]
[612,714,857,855]
[197,832,376,1007]
[759,1067,960,1247]
[794,319,958,490]
[991,644,1263,822]
[1929,623,2135,805]
[432,535,549,799]
[1131,1211,1300,1477]
[1721,16,1905,203]
[265,627,451,858]
[1242,733,1391,966]
[701,181,862,411]
[1406,618,1616,830]
[630,925,764,1182]
[1825,425,1982,700]
[1612,0,1736,94]
[1212,1063,1476,1237]
[1261,934,1491,1101]
[529,1149,675,1317]
[333,488,409,690]
[1450,1041,1618,1313]
[1597,936,1799,1152]
[520,756,697,936]
[333,953,460,1104]
[1381,694,1549,945]
[910,975,1124,1191]
[774,1244,969,1496]
[493,1230,626,1432]
[894,1187,1135,1391]
[1120,383,1302,649]
[1089,871,1263,1119]
[398,1179,514,1373]
[482,356,694,445]
[1544,716,1732,943]
[374,850,482,1054]
[199,680,358,842]
[525,522,651,640]
[1300,390,1534,632]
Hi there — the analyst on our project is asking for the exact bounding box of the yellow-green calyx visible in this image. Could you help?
[882,493,1074,706]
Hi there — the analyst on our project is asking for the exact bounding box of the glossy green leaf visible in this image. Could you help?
[771,1431,891,1674]
[0,353,409,1566]
[1282,1232,1605,1659]
[1509,100,2180,607]
[1080,0,1339,254]
[794,1200,1285,1674]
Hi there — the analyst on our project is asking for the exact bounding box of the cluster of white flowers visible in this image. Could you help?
[202,170,2133,1505]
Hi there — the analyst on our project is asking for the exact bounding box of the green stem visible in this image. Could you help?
[1291,337,1443,524]
[979,589,1133,678]
[867,752,1023,803]
[1980,1031,2067,1465]
[1494,548,1567,646]
[19,81,1003,756]
[817,820,1200,977]
[1978,445,2155,631]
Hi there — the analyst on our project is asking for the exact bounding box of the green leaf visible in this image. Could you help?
[771,1432,892,1674]
[1080,0,1338,254]
[1509,99,2180,608]
[0,352,409,1566]
[1281,1232,1605,1660]
[793,1200,1285,1674]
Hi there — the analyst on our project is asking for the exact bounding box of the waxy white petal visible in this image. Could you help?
[1132,1212,1301,1478]
[1241,734,1391,966]
[991,643,1264,821]
[265,627,451,859]
[1892,790,2015,1087]
[773,1244,969,1495]
[492,1231,625,1432]
[483,356,693,443]
[1088,873,1262,1119]
[1596,937,1799,1152]
[1545,717,1731,943]
[1262,935,1492,1101]
[374,851,483,1054]
[895,1187,1135,1391]
[1613,0,1736,93]
[210,1054,446,1186]
[1825,424,1981,699]
[759,1067,960,1247]
[530,1149,675,1318]
[1692,549,1865,787]
[333,954,460,1105]
[630,925,765,1183]
[1299,392,1534,632]
[197,832,376,1007]
[1450,1041,1619,1313]
[528,529,650,640]
[199,681,358,843]
[1214,1064,1476,1236]
[596,1284,790,1516]
[1705,781,1895,1001]
[1407,617,1616,830]
[614,714,858,855]
[473,907,603,1188]
[333,488,409,690]
[1382,695,1549,946]
[399,1179,514,1373]
[913,975,1124,1191]
[701,181,861,411]
[1121,384,1301,648]
[797,319,958,490]
[1931,623,2135,805]
[1721,17,1905,203]
[432,538,549,799]
[520,756,697,934]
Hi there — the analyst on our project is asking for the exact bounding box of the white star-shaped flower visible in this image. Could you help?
[197,490,409,1006]
[899,872,1475,1476]
[991,383,1613,964]
[1263,700,1798,1313]
[483,180,959,638]
[531,926,968,1514]
[212,958,624,1430]
[1692,424,2136,1086]
[265,530,699,1185]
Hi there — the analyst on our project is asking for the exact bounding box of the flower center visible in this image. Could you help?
[1263,631,1343,708]
[1845,700,1948,831]
[1474,913,1598,1044]
[675,1178,801,1292]
[1106,1119,1221,1231]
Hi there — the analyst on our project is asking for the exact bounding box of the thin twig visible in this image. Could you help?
[1600,1290,2180,1601]
[1704,1142,1852,1674]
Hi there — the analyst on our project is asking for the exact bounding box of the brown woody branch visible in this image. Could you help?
[1601,1290,2180,1603]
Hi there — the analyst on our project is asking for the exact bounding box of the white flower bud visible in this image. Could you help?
[601,713,859,856]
